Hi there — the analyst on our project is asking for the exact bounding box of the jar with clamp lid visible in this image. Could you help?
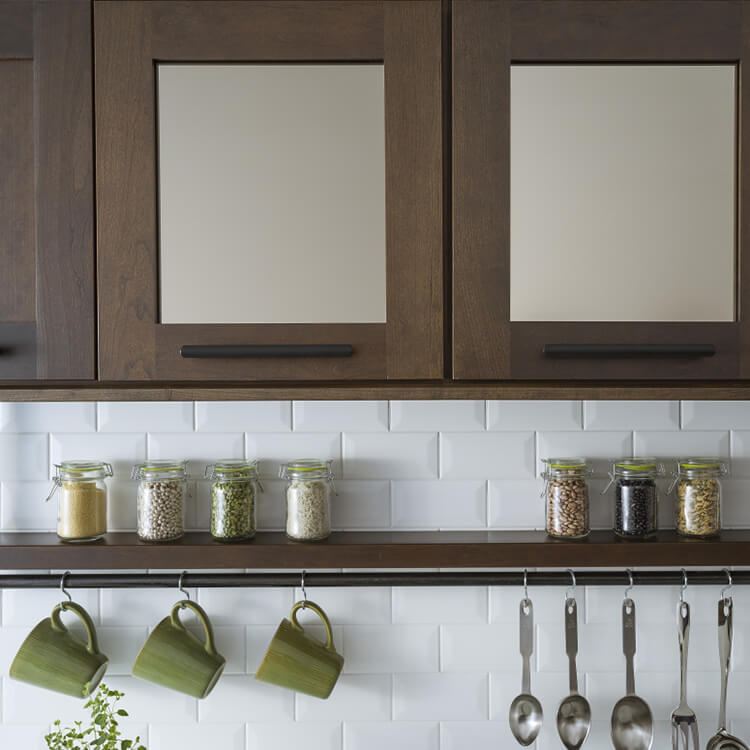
[132,460,188,542]
[280,459,335,541]
[46,461,112,542]
[205,459,262,541]
[604,458,663,539]
[542,457,591,539]
[670,458,727,538]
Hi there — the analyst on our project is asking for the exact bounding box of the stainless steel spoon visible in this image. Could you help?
[706,597,749,750]
[509,598,543,746]
[557,598,591,749]
[611,598,654,750]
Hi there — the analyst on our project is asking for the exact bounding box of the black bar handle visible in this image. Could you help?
[180,344,354,359]
[543,344,716,358]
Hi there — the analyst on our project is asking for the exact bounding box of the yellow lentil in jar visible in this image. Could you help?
[58,481,107,541]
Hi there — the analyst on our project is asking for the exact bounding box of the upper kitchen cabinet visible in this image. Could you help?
[453,0,749,380]
[0,1,95,380]
[94,1,443,381]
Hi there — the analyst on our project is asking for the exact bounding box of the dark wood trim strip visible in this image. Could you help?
[2,530,750,569]
[0,1,33,59]
[34,0,95,379]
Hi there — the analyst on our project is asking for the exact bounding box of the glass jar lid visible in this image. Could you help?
[279,459,333,481]
[55,461,113,481]
[131,460,188,481]
[205,459,258,481]
[675,458,727,477]
[612,457,663,477]
[542,457,589,476]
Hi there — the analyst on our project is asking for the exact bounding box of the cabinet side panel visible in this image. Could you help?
[35,0,95,379]
[385,0,443,379]
[0,62,35,325]
[95,2,156,379]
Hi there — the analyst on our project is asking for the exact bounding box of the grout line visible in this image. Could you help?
[95,402,100,432]
[581,400,586,429]
[290,400,295,432]
[679,399,684,430]
[484,399,490,430]
[387,400,392,431]
[391,673,396,721]
[193,401,198,431]
[485,479,491,528]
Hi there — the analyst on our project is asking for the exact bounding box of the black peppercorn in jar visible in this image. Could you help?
[669,458,727,538]
[542,458,591,539]
[604,458,662,539]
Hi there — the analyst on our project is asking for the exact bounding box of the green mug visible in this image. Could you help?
[132,599,225,699]
[9,601,108,698]
[255,600,344,699]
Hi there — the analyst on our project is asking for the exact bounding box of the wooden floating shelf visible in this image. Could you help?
[1,530,749,570]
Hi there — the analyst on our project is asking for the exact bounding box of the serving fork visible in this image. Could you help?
[670,599,699,750]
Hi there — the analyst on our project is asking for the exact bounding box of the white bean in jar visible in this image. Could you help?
[137,480,184,541]
[286,479,331,540]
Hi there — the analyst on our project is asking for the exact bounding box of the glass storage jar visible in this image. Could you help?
[542,457,591,539]
[205,459,261,542]
[280,459,335,541]
[670,458,727,538]
[46,461,112,542]
[132,460,188,542]
[605,458,663,539]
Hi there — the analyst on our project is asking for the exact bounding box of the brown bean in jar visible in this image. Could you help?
[543,458,590,539]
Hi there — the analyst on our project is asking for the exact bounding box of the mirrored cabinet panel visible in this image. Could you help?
[510,64,736,324]
[158,64,386,326]
[454,0,748,380]
[95,1,442,381]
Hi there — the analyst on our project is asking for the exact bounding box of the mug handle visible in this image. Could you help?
[290,600,335,651]
[51,601,100,656]
[171,600,219,656]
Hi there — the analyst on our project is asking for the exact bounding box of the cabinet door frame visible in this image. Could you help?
[0,0,95,380]
[95,0,443,381]
[453,0,748,380]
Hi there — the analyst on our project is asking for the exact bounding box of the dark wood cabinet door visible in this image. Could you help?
[0,0,95,380]
[95,1,443,382]
[453,0,749,380]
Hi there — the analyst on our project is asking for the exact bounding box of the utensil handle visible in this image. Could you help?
[622,598,636,696]
[565,598,579,694]
[520,598,533,695]
[180,344,353,358]
[718,597,733,731]
[678,601,690,704]
[542,344,715,358]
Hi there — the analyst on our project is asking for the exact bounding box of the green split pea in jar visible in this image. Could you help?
[206,459,262,541]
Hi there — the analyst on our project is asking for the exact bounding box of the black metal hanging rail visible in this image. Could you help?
[0,569,746,589]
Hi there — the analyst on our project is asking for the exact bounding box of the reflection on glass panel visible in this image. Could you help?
[158,64,386,324]
[510,65,736,322]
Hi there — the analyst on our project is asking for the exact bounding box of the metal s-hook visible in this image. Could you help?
[300,570,308,609]
[178,570,191,607]
[680,568,688,602]
[60,571,72,604]
[624,569,634,599]
[721,568,733,601]
[566,568,576,601]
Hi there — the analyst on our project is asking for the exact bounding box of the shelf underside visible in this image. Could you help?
[1,530,749,570]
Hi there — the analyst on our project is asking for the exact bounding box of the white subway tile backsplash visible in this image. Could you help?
[100,587,195,627]
[0,725,47,749]
[148,432,244,464]
[0,402,96,433]
[97,626,149,674]
[488,400,582,431]
[441,625,516,672]
[1,481,56,530]
[683,400,750,430]
[294,587,391,626]
[297,674,392,722]
[343,625,438,673]
[390,400,485,432]
[584,400,679,430]
[490,588,583,625]
[98,676,198,725]
[200,675,293,722]
[394,673,487,721]
[294,401,387,432]
[441,432,535,479]
[537,431,632,476]
[343,433,438,479]
[248,722,342,750]
[731,430,750,477]
[246,432,341,478]
[332,480,391,529]
[488,480,544,529]
[50,433,145,479]
[345,721,438,750]
[196,400,291,432]
[3,677,92,724]
[633,430,729,463]
[440,721,507,750]
[150,724,245,750]
[722,479,750,527]
[0,434,48,481]
[98,401,193,433]
[2,588,99,628]
[391,480,486,529]
[198,587,293,626]
[393,587,487,624]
